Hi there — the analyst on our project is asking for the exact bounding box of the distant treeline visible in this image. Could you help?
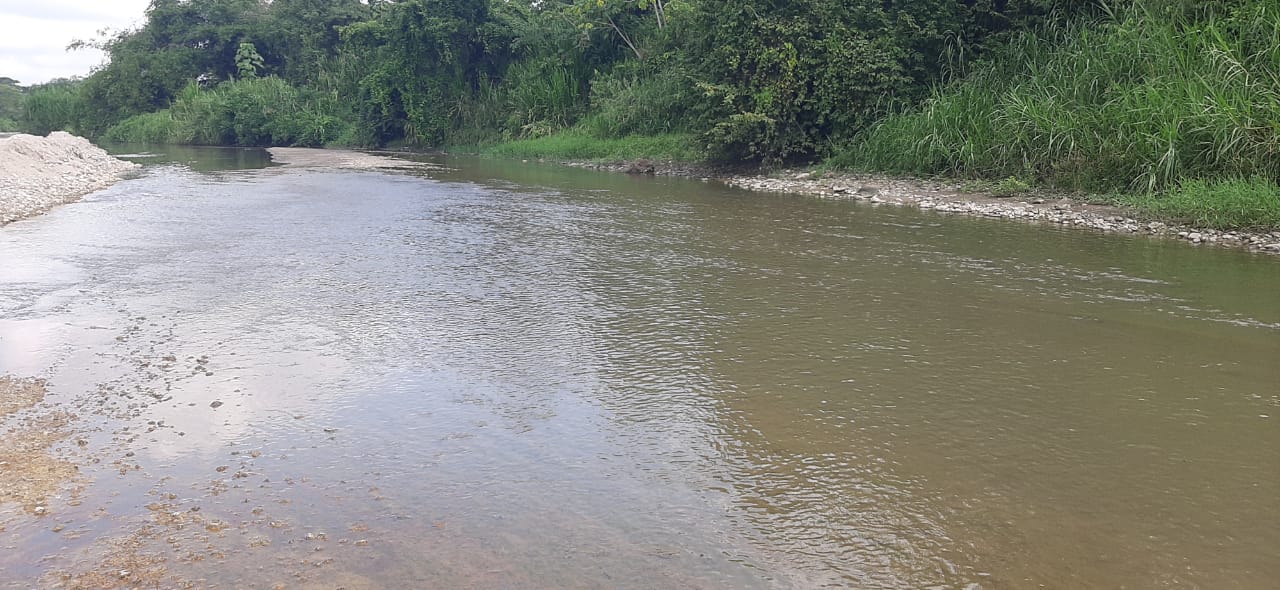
[21,0,1097,159]
[13,0,1280,228]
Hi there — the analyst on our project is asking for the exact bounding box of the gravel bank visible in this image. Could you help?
[565,159,1280,255]
[0,132,140,226]
[722,171,1280,254]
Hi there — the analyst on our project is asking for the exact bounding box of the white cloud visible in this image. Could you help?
[0,0,150,85]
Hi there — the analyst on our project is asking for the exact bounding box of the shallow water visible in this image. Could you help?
[0,148,1277,588]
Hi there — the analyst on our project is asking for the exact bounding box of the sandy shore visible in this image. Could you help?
[0,132,140,226]
[268,146,442,170]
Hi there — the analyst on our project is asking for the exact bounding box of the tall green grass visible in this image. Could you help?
[1121,177,1280,230]
[22,83,85,135]
[104,77,354,147]
[501,59,584,137]
[579,68,706,138]
[833,0,1280,198]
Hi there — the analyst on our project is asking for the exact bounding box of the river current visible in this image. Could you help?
[0,147,1277,588]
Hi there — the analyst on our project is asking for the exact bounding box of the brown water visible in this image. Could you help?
[0,147,1277,588]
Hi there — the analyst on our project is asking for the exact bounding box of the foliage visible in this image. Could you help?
[341,0,511,146]
[681,0,1085,164]
[835,0,1280,194]
[1121,177,1280,231]
[235,42,265,79]
[103,77,351,147]
[21,80,85,135]
[0,77,23,129]
[580,64,705,138]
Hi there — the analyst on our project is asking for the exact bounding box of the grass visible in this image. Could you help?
[477,130,703,162]
[101,111,180,143]
[1122,177,1280,230]
[0,116,17,132]
[828,0,1280,222]
[103,77,354,147]
[22,82,85,135]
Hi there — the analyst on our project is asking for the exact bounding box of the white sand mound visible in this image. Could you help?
[0,132,140,225]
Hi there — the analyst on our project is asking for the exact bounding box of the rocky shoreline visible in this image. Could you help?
[0,132,140,226]
[563,160,1280,255]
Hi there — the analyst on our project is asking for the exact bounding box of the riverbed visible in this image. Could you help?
[1,146,1277,588]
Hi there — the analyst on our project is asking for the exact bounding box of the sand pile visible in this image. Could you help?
[0,132,140,225]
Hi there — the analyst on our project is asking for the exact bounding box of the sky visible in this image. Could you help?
[0,0,150,85]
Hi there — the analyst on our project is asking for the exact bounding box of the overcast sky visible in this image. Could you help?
[0,0,150,85]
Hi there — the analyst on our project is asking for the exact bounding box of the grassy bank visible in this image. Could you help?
[827,1,1280,229]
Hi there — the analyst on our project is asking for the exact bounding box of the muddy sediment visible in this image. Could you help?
[0,132,141,225]
[0,375,47,417]
[0,376,78,513]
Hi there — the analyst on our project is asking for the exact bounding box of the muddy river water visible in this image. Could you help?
[1,147,1277,588]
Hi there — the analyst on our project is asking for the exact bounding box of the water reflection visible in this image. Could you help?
[106,143,276,172]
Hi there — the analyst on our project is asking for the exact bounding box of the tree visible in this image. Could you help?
[235,41,264,78]
[342,0,511,145]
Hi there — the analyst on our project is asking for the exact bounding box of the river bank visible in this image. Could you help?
[557,159,1280,255]
[0,132,140,226]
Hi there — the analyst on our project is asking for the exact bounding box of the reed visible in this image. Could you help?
[104,77,353,147]
[833,0,1280,201]
[21,83,85,135]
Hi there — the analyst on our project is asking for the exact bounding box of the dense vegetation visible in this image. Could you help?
[11,0,1280,228]
[0,77,23,131]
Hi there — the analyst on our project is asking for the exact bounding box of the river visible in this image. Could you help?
[0,146,1277,588]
